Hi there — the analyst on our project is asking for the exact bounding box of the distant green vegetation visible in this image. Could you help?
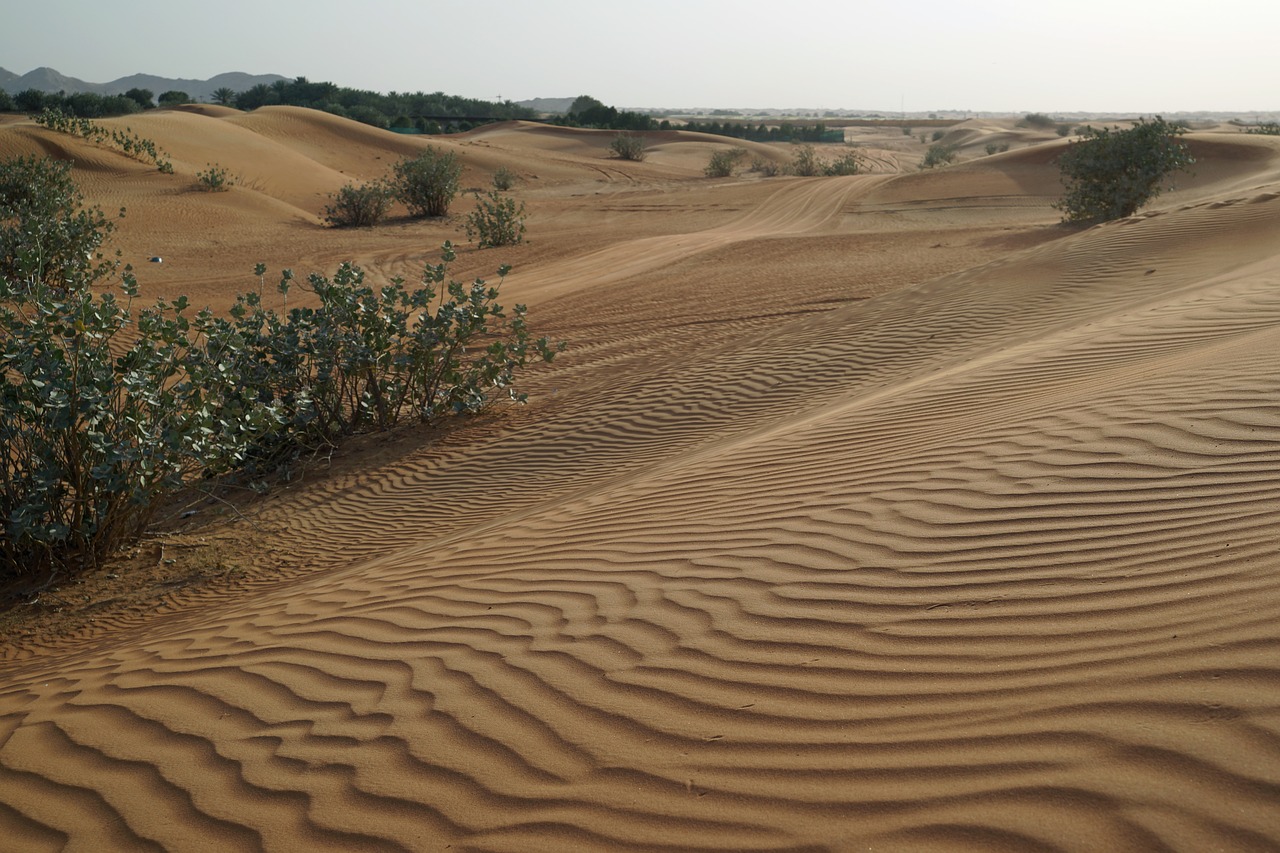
[2,76,534,133]
[230,77,536,132]
[33,108,173,173]
[1244,122,1280,136]
[678,118,844,143]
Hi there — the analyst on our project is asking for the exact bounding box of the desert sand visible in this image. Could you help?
[2,106,1280,851]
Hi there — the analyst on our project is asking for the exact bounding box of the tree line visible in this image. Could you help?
[0,77,536,132]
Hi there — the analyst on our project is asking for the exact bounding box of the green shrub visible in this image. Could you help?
[195,163,233,192]
[920,142,959,169]
[0,155,119,290]
[1244,122,1280,136]
[1021,113,1057,130]
[465,190,527,247]
[789,144,821,176]
[931,130,946,142]
[1055,116,1194,222]
[985,142,1010,155]
[492,166,517,190]
[1,155,564,580]
[323,180,393,227]
[823,150,863,176]
[392,147,461,217]
[0,266,282,577]
[33,107,173,173]
[609,132,646,161]
[901,126,913,136]
[704,147,747,178]
[751,157,780,177]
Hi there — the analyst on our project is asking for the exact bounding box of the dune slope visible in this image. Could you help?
[2,114,1279,852]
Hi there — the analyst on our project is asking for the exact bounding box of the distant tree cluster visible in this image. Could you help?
[0,77,536,133]
[557,95,656,132]
[2,89,147,118]
[677,119,843,144]
[230,77,535,131]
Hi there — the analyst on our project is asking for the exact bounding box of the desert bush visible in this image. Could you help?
[931,130,946,142]
[195,163,233,192]
[33,108,173,173]
[0,264,283,578]
[0,155,119,290]
[901,126,913,136]
[705,147,747,178]
[158,90,190,107]
[823,150,863,176]
[492,167,517,190]
[1055,116,1194,222]
[393,147,462,217]
[920,142,960,169]
[2,155,563,580]
[984,142,1010,155]
[789,144,821,177]
[1245,122,1280,136]
[465,190,527,247]
[609,132,647,161]
[751,157,780,177]
[1021,113,1057,130]
[323,180,393,227]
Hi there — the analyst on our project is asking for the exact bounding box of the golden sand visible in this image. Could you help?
[2,107,1279,851]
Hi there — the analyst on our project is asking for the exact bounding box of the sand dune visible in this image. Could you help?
[2,110,1280,851]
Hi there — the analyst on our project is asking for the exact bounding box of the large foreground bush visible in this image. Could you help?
[0,155,118,290]
[1,155,562,580]
[1056,117,1194,222]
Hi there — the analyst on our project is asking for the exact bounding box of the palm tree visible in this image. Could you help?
[212,87,236,106]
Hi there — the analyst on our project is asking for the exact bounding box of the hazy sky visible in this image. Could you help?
[4,0,1277,113]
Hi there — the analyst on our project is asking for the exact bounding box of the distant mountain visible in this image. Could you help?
[0,67,288,101]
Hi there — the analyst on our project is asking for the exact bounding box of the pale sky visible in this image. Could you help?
[3,0,1276,113]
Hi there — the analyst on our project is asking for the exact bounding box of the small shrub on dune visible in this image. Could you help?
[920,142,960,169]
[465,190,527,248]
[393,147,462,217]
[704,147,747,178]
[609,132,646,161]
[984,142,1010,155]
[195,163,234,192]
[323,180,392,227]
[492,167,518,191]
[823,150,864,176]
[789,144,821,177]
[931,130,946,142]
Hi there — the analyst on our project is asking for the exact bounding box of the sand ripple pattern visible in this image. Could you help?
[4,179,1280,850]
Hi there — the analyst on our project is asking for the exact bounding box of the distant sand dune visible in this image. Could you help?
[2,111,1279,851]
